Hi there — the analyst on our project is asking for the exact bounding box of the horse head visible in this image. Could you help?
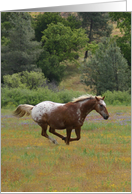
[94,96,109,120]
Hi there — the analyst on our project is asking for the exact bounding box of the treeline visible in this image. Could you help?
[1,12,131,98]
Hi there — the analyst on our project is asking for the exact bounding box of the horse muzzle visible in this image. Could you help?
[104,115,109,120]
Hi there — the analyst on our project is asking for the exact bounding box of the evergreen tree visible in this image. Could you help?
[1,12,42,80]
[81,37,129,95]
[78,12,113,59]
[109,12,131,68]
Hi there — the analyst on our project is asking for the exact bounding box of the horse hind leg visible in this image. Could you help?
[49,127,65,140]
[40,123,58,145]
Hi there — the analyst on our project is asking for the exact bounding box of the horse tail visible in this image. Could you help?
[13,104,34,118]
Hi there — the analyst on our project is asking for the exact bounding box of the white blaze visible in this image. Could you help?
[100,100,106,107]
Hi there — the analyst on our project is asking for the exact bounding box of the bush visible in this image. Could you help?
[102,90,131,105]
[1,87,61,107]
[1,87,130,108]
[1,86,86,108]
[3,71,47,90]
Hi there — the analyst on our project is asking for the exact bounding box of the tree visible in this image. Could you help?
[1,12,12,46]
[81,37,129,95]
[78,12,113,59]
[34,12,66,42]
[37,50,65,83]
[109,12,131,68]
[1,13,42,81]
[37,22,88,83]
[66,14,82,30]
[41,22,88,62]
[33,12,82,42]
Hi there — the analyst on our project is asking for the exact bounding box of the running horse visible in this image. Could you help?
[13,95,109,145]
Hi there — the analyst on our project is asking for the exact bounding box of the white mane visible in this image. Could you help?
[72,94,95,103]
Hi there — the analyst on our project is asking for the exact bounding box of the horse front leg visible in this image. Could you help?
[69,127,81,142]
[65,128,72,145]
[63,127,81,144]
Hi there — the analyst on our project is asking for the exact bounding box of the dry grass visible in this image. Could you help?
[1,106,131,192]
[60,75,91,92]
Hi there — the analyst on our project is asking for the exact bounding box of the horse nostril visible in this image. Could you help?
[104,115,109,120]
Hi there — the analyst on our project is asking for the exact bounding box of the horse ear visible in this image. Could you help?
[102,96,105,100]
[95,96,99,101]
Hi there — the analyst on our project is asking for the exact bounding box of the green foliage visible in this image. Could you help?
[41,22,88,62]
[34,12,66,42]
[79,12,113,42]
[1,12,13,39]
[38,22,88,83]
[103,90,131,106]
[1,13,42,81]
[3,73,26,89]
[1,87,59,107]
[1,85,130,108]
[3,71,46,90]
[34,12,81,42]
[109,12,131,35]
[109,12,131,67]
[85,41,99,54]
[81,37,130,95]
[37,50,66,83]
[1,87,80,107]
[66,14,82,30]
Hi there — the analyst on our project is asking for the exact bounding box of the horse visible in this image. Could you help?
[13,95,109,145]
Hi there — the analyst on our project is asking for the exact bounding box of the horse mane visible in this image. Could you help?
[72,94,103,103]
[72,94,95,103]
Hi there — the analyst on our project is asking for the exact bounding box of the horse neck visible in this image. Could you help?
[79,98,96,117]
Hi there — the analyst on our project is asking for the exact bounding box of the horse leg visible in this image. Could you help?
[65,128,72,145]
[40,123,58,144]
[68,127,81,142]
[49,127,65,140]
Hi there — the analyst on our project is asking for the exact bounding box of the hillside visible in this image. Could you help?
[59,22,122,93]
[29,13,122,93]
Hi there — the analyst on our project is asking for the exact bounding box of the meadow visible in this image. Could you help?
[1,105,131,192]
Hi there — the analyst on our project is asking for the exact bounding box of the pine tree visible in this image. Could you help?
[1,13,42,80]
[78,12,113,59]
[81,37,129,95]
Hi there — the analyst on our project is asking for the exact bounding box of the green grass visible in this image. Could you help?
[1,106,131,192]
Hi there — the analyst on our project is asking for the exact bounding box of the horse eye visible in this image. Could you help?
[100,104,103,108]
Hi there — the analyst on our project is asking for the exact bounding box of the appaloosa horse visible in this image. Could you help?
[13,95,109,145]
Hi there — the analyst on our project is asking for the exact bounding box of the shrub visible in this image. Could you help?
[1,87,85,108]
[1,87,130,108]
[103,90,131,105]
[3,71,47,90]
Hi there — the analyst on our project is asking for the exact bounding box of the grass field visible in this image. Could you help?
[1,105,131,192]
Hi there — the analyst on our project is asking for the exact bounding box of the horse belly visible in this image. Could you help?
[48,113,66,129]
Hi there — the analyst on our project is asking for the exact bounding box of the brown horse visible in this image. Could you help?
[13,95,109,145]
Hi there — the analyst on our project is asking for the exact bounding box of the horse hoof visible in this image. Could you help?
[49,137,58,145]
[49,139,58,145]
[62,137,66,141]
[53,140,58,145]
